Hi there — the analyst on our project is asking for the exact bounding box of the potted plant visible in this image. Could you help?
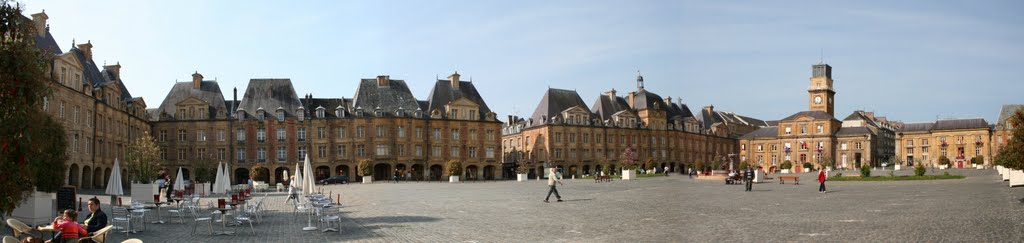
[802,162,813,173]
[126,132,161,203]
[9,113,68,226]
[996,110,1024,187]
[620,148,639,180]
[971,155,985,169]
[914,163,926,176]
[601,162,610,176]
[644,159,656,174]
[780,160,793,174]
[191,158,214,195]
[358,159,373,184]
[860,164,872,177]
[693,160,705,175]
[515,163,528,182]
[447,160,463,183]
[938,155,951,170]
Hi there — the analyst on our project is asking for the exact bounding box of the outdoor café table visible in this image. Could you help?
[151,202,167,224]
[127,206,148,232]
[213,207,236,236]
[36,224,58,239]
[226,201,245,226]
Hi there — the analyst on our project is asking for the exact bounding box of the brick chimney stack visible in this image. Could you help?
[192,72,203,89]
[448,72,461,90]
[77,41,93,61]
[103,62,121,81]
[31,11,48,37]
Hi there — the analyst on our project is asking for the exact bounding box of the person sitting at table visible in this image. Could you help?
[46,209,87,243]
[81,197,108,233]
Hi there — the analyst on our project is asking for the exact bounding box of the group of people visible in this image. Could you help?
[391,169,415,183]
[39,197,107,243]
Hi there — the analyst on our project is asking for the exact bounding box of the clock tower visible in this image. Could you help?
[808,63,835,116]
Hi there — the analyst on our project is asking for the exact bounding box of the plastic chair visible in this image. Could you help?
[78,225,113,243]
[6,218,39,239]
[121,239,143,243]
[3,236,20,243]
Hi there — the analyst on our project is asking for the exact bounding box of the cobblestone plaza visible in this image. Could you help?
[9,169,1019,242]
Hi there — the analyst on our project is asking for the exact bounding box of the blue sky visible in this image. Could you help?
[25,0,1023,123]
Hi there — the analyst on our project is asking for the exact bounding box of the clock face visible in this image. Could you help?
[814,96,822,104]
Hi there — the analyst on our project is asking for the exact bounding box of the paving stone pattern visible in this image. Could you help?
[4,169,1023,242]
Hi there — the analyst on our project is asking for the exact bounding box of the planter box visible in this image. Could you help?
[195,183,209,196]
[895,164,901,171]
[975,164,984,170]
[621,170,637,180]
[449,175,460,183]
[1003,167,1011,181]
[1010,170,1024,187]
[517,174,527,182]
[939,165,948,170]
[11,191,55,226]
[781,169,791,174]
[130,183,159,204]
[997,166,1004,175]
[362,176,373,184]
[803,168,811,173]
[753,170,765,183]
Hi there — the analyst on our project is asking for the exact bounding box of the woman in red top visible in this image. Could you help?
[47,209,87,243]
[817,168,827,193]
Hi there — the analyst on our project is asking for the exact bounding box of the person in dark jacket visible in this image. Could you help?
[744,167,754,192]
[81,197,108,233]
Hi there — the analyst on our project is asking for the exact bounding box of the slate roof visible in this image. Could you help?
[630,89,670,111]
[153,81,229,121]
[426,79,492,120]
[835,127,872,136]
[667,102,695,122]
[698,109,770,129]
[739,126,778,139]
[21,15,62,55]
[842,111,880,127]
[780,110,835,121]
[933,118,989,131]
[530,88,590,126]
[899,123,933,133]
[237,79,303,118]
[590,93,632,121]
[351,78,419,115]
[307,98,349,118]
[997,104,1024,126]
[101,69,133,101]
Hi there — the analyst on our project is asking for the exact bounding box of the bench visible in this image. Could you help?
[594,175,612,183]
[778,176,800,185]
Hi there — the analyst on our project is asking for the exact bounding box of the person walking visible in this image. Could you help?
[744,166,754,192]
[688,168,694,179]
[818,168,827,193]
[393,169,400,183]
[544,168,563,203]
[664,166,669,176]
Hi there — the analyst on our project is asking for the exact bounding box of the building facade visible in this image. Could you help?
[29,12,152,189]
[895,119,992,168]
[991,104,1023,158]
[739,63,897,171]
[150,72,503,184]
[502,74,744,178]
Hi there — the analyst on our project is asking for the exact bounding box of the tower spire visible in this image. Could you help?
[636,70,644,90]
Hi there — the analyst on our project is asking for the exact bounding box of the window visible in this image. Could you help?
[841,143,847,150]
[237,148,246,162]
[432,146,442,157]
[555,149,563,159]
[800,125,806,134]
[907,148,913,154]
[469,147,477,158]
[416,127,423,139]
[415,145,423,157]
[452,129,460,140]
[277,111,284,121]
[298,146,306,160]
[317,127,325,139]
[356,127,365,138]
[178,129,187,141]
[785,127,791,134]
[756,145,763,152]
[316,109,325,118]
[450,147,460,157]
[160,148,167,160]
[356,145,365,156]
[277,128,286,141]
[376,126,386,137]
[998,136,1003,144]
[277,146,286,162]
[816,125,823,134]
[298,128,306,141]
[906,140,913,146]
[376,144,389,156]
[218,148,226,161]
[197,130,206,142]
[257,128,266,142]
[178,149,186,160]
[975,147,981,157]
[159,130,167,142]
[336,145,347,157]
[486,130,495,140]
[60,102,65,118]
[86,112,91,127]
[237,129,246,141]
[337,127,346,138]
[73,107,79,124]
[217,130,225,141]
[318,146,326,158]
[855,142,862,149]
[398,145,405,156]
[397,127,405,138]
[257,147,266,162]
[486,147,495,159]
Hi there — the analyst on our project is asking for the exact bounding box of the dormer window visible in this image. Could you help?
[355,107,364,117]
[316,106,325,118]
[276,107,285,121]
[374,107,383,117]
[236,109,245,122]
[415,109,423,118]
[396,107,404,117]
[256,108,265,121]
[336,106,345,118]
[297,107,305,121]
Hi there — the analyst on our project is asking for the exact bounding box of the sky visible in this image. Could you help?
[23,0,1024,124]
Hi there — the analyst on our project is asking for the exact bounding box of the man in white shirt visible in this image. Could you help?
[544,168,563,203]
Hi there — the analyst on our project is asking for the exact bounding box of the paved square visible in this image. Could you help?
[6,169,1024,242]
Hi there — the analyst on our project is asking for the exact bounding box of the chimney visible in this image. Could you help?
[376,75,389,87]
[192,72,203,89]
[448,72,461,90]
[627,91,636,108]
[663,96,672,105]
[103,62,121,81]
[31,11,48,37]
[704,105,714,114]
[77,41,93,61]
[508,115,513,125]
[605,89,617,100]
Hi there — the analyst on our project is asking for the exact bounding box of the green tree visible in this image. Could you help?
[996,109,1024,170]
[250,164,269,182]
[0,1,67,217]
[938,155,951,166]
[781,160,793,170]
[914,163,926,176]
[358,159,373,176]
[972,155,984,165]
[860,164,872,177]
[446,160,463,176]
[621,148,639,170]
[190,158,214,183]
[126,132,161,184]
[738,161,750,170]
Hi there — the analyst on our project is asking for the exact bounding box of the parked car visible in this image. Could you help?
[318,175,348,185]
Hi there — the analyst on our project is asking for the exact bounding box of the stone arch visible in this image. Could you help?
[594,164,603,176]
[429,164,443,181]
[68,164,80,187]
[104,168,112,188]
[81,165,92,189]
[121,168,129,188]
[536,165,545,178]
[93,167,103,189]
[181,168,191,181]
[411,164,424,181]
[483,165,495,180]
[660,162,667,173]
[568,165,577,177]
[234,168,250,185]
[373,163,391,181]
[582,165,591,176]
[254,166,270,182]
[335,165,350,182]
[275,167,288,185]
[315,166,330,181]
